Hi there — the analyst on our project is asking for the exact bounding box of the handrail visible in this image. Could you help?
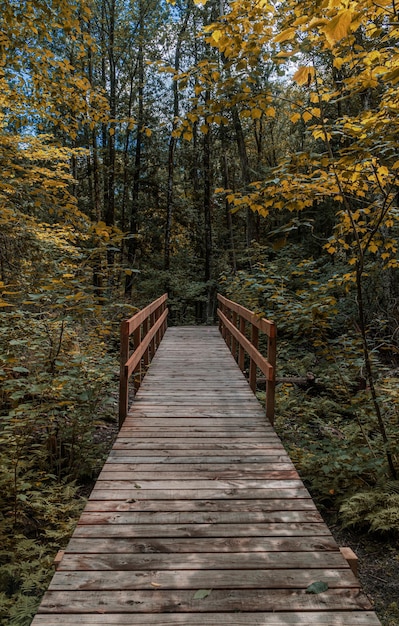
[217,293,276,425]
[119,293,168,428]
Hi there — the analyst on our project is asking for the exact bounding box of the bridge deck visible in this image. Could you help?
[32,326,381,625]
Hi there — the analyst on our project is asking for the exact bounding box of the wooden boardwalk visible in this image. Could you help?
[32,326,381,625]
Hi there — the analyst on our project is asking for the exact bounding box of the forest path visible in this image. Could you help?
[31,326,381,625]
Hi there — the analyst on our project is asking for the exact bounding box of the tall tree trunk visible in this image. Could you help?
[121,72,136,235]
[125,0,144,297]
[164,3,192,271]
[203,114,213,322]
[221,146,237,272]
[231,104,257,246]
[104,0,116,231]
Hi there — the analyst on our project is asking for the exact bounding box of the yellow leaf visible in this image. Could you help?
[183,131,193,141]
[377,165,389,177]
[211,30,223,42]
[252,108,262,119]
[290,112,301,123]
[302,110,313,123]
[145,128,152,137]
[274,27,296,44]
[333,57,344,70]
[200,124,209,134]
[293,66,315,86]
[322,9,353,46]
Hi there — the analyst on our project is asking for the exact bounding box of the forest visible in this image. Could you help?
[0,0,398,623]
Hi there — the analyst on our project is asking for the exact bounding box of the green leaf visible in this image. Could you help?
[12,366,30,373]
[306,581,329,594]
[194,589,212,599]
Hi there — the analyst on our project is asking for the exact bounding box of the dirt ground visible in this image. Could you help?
[323,511,399,626]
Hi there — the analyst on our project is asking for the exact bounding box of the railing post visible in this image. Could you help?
[118,320,130,429]
[266,325,277,425]
[133,324,141,393]
[143,317,150,368]
[249,324,258,392]
[238,316,245,373]
[150,311,156,357]
[231,311,238,360]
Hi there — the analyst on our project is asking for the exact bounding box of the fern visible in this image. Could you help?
[8,594,39,626]
[340,489,399,533]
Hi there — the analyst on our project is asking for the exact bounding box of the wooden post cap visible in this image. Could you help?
[340,546,359,577]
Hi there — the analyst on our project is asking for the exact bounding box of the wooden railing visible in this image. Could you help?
[119,293,168,428]
[217,293,277,425]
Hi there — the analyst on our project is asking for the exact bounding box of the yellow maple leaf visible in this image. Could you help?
[321,9,353,46]
[293,66,315,86]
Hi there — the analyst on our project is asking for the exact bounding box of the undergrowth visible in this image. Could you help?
[0,309,118,624]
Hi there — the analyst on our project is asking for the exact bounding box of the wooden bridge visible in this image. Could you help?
[32,295,382,625]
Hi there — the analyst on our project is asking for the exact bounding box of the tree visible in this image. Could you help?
[191,0,398,478]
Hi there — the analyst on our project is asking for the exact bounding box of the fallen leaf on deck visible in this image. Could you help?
[306,581,329,594]
[194,589,212,599]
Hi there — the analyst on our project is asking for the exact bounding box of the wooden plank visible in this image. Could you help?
[73,521,330,538]
[30,612,384,625]
[89,488,311,500]
[37,588,372,613]
[94,478,302,493]
[115,433,278,439]
[105,442,287,450]
[105,458,290,466]
[128,409,264,413]
[48,568,359,591]
[77,510,323,525]
[123,418,268,426]
[100,462,296,471]
[65,536,340,554]
[83,499,320,513]
[107,443,287,456]
[106,455,289,462]
[92,479,304,490]
[98,470,300,480]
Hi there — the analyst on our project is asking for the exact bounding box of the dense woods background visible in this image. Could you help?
[1,0,398,623]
